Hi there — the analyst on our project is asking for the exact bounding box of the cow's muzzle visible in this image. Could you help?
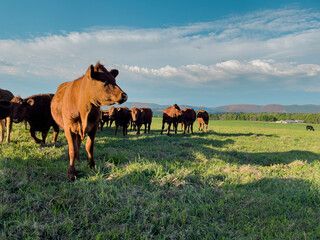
[117,93,128,104]
[12,118,21,123]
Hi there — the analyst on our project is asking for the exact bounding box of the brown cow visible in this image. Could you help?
[51,62,127,180]
[161,104,183,135]
[181,108,196,134]
[100,110,110,131]
[9,94,59,144]
[0,88,14,142]
[197,110,209,132]
[109,107,131,136]
[130,108,153,134]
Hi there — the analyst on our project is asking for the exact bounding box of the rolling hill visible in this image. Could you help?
[105,102,320,114]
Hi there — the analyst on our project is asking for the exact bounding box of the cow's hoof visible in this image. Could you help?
[89,161,95,169]
[68,166,76,181]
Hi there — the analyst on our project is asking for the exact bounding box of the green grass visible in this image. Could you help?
[1,119,320,239]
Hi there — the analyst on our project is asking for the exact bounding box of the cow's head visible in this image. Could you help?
[108,106,117,120]
[0,100,12,120]
[177,109,184,122]
[85,62,127,106]
[130,108,140,123]
[10,96,34,123]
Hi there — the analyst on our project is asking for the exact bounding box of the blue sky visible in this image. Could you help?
[1,0,320,107]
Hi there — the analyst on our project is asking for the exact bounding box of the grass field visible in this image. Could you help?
[1,118,320,239]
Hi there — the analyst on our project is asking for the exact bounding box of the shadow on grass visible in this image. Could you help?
[101,172,320,238]
[209,149,320,166]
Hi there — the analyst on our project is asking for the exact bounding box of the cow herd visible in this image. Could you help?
[0,62,209,180]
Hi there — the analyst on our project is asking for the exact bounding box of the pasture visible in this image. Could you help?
[1,118,320,239]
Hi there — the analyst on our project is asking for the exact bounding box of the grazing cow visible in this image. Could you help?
[109,107,131,136]
[197,110,209,132]
[161,104,183,135]
[306,125,315,131]
[51,62,127,180]
[181,108,196,134]
[0,88,14,142]
[8,94,60,144]
[100,110,110,131]
[130,108,153,134]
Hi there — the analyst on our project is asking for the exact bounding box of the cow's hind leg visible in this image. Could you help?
[0,119,5,142]
[74,134,81,162]
[161,121,165,135]
[52,122,60,143]
[86,125,98,168]
[30,128,42,144]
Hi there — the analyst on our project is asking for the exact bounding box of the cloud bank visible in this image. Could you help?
[0,7,320,94]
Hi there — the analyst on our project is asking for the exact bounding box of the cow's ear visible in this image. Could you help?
[26,99,35,106]
[109,69,119,78]
[85,65,94,80]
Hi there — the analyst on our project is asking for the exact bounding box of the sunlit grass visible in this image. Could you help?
[1,119,320,239]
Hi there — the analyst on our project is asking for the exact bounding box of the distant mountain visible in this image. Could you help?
[104,102,320,114]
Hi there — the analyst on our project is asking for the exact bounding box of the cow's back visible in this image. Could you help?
[184,108,196,122]
[0,88,14,101]
[25,94,56,130]
[197,110,209,124]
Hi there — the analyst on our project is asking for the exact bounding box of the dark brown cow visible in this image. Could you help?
[0,88,14,142]
[130,107,153,134]
[100,110,110,131]
[197,110,209,132]
[51,62,127,180]
[161,104,183,135]
[181,108,196,134]
[109,107,131,136]
[9,94,59,144]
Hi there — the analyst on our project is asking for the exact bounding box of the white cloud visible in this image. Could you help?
[0,7,319,93]
[122,60,320,83]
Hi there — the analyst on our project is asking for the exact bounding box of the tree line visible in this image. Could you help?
[209,112,320,124]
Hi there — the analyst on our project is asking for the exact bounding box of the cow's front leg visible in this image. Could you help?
[114,123,118,136]
[5,117,12,142]
[65,129,77,181]
[41,130,49,144]
[167,122,171,135]
[86,125,98,168]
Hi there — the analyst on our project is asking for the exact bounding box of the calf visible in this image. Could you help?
[161,104,183,135]
[51,62,127,180]
[109,107,131,136]
[0,88,14,142]
[306,125,314,131]
[130,107,153,134]
[10,94,60,144]
[197,110,209,132]
[181,108,196,134]
[100,110,110,131]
